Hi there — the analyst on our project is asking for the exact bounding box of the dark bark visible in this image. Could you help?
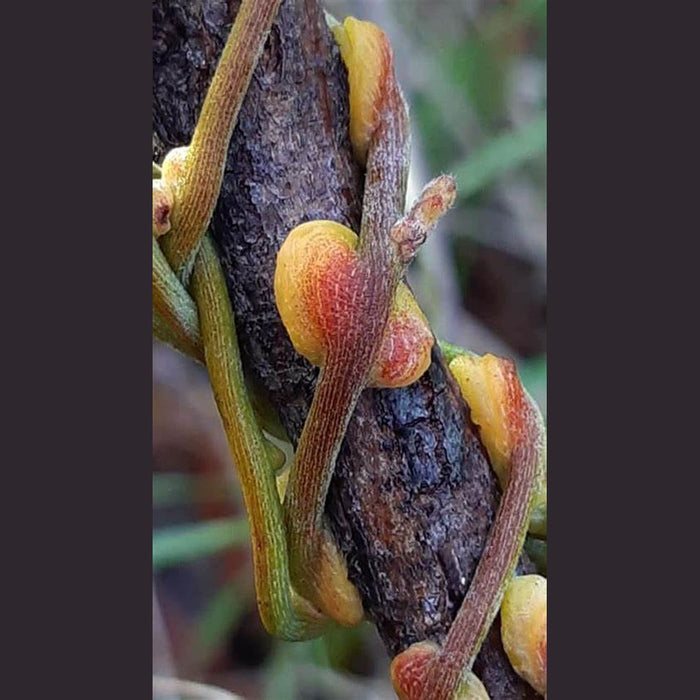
[153,1,538,697]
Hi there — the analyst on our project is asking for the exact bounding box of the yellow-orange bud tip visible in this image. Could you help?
[501,574,547,695]
[331,17,394,165]
[315,530,364,627]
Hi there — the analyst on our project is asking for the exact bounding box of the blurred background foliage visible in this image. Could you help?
[153,0,546,697]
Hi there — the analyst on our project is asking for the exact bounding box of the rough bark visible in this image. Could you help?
[153,1,538,697]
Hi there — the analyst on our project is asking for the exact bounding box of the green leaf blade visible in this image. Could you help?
[153,517,250,570]
[452,112,546,200]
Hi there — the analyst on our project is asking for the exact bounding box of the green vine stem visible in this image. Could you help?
[190,235,325,641]
[153,310,199,361]
[424,433,539,699]
[161,0,282,279]
[151,253,289,450]
[152,237,204,363]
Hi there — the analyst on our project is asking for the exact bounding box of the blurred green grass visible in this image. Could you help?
[153,516,249,570]
[452,112,546,202]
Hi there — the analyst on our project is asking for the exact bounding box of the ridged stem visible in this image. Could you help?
[153,310,199,362]
[423,415,540,699]
[161,0,282,278]
[283,37,456,621]
[283,65,410,614]
[152,237,203,362]
[191,236,325,640]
